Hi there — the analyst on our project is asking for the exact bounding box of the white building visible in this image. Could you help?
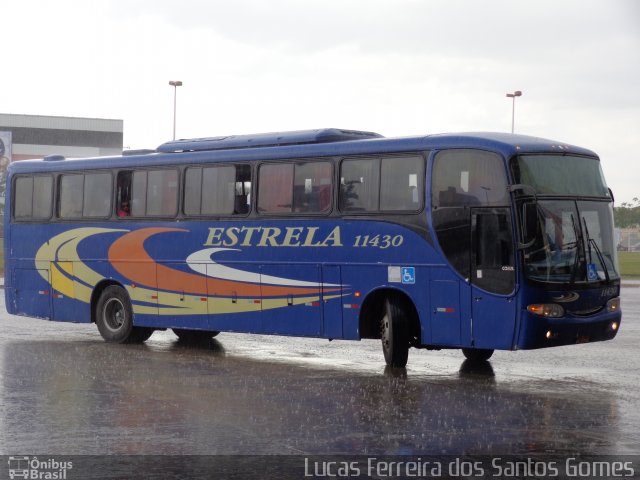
[0,113,123,161]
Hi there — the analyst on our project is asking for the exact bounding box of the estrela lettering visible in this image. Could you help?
[204,226,343,248]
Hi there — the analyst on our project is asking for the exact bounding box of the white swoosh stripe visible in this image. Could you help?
[186,248,342,288]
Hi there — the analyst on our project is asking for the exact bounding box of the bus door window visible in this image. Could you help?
[472,209,515,294]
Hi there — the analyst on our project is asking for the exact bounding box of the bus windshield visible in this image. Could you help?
[523,199,619,283]
[513,154,610,197]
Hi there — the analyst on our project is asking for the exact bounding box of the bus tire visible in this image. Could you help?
[95,285,149,344]
[462,348,494,362]
[173,329,220,342]
[380,296,409,368]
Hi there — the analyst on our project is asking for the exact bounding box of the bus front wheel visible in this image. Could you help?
[95,285,152,343]
[380,296,410,368]
[462,348,494,362]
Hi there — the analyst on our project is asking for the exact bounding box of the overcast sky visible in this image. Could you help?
[4,0,639,202]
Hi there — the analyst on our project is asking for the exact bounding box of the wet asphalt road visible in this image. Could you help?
[0,285,638,456]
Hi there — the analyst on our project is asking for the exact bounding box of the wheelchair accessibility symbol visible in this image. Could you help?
[401,267,415,284]
[587,263,598,281]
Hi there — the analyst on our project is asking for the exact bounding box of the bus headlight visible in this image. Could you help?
[527,303,564,318]
[606,297,620,313]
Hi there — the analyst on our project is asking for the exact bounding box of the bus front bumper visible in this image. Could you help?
[516,310,621,350]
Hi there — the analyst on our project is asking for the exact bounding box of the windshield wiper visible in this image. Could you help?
[582,217,610,282]
[568,214,582,286]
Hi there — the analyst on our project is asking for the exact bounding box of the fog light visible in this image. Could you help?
[527,303,564,318]
[606,297,620,313]
[611,322,619,331]
[546,330,553,339]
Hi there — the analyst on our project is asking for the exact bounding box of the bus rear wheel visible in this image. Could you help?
[95,285,152,344]
[380,296,410,368]
[173,329,220,342]
[462,348,494,362]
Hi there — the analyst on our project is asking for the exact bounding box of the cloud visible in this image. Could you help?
[2,0,639,201]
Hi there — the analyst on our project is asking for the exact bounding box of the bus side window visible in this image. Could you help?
[14,176,53,220]
[293,161,332,213]
[59,174,84,218]
[258,163,293,213]
[234,164,251,215]
[185,164,251,216]
[116,171,133,217]
[432,149,509,279]
[83,173,112,218]
[380,156,424,211]
[339,158,380,212]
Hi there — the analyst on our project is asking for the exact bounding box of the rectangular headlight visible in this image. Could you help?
[527,303,564,318]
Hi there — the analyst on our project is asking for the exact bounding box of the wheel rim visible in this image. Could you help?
[102,298,126,332]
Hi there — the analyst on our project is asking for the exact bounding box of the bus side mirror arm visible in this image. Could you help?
[508,185,539,251]
[507,184,537,196]
[516,238,536,250]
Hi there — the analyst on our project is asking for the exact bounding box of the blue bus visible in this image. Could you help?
[3,128,621,367]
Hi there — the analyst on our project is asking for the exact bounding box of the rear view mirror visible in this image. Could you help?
[518,202,538,249]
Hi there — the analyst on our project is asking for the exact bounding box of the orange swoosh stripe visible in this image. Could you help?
[108,227,328,297]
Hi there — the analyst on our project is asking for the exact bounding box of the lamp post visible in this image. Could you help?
[506,90,522,134]
[169,80,183,140]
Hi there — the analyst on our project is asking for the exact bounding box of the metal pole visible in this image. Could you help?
[169,80,183,140]
[173,86,177,140]
[506,90,522,134]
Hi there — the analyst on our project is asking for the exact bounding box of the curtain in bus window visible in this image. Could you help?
[131,171,147,216]
[32,176,53,219]
[293,162,332,213]
[258,163,293,213]
[432,150,508,209]
[146,170,178,216]
[380,156,423,211]
[83,173,112,217]
[340,158,380,211]
[59,174,84,218]
[202,166,236,215]
[184,167,202,215]
[14,177,34,219]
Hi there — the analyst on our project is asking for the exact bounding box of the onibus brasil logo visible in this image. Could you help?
[8,456,73,479]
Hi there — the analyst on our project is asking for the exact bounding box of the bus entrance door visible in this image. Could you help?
[469,209,517,349]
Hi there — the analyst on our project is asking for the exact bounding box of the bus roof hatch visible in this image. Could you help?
[156,128,384,153]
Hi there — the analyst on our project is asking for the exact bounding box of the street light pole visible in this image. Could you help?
[169,80,183,140]
[506,90,522,134]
